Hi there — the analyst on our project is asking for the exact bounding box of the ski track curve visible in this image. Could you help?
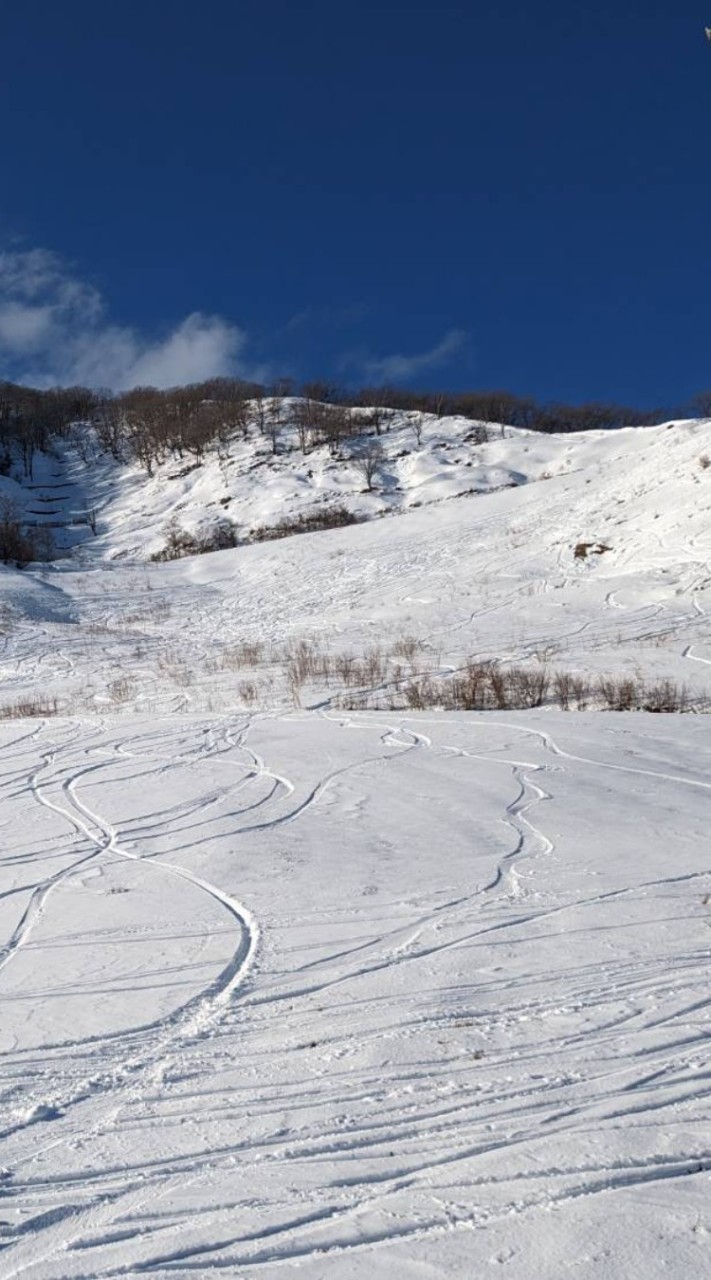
[0,722,264,1279]
[1,710,709,1277]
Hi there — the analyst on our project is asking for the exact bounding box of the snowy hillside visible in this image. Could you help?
[4,403,710,564]
[0,407,710,1278]
[1,408,711,716]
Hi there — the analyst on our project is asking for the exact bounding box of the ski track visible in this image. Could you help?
[1,709,709,1277]
[0,722,268,1279]
[2,423,711,1275]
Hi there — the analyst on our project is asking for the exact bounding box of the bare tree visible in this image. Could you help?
[251,390,269,438]
[422,391,450,418]
[301,380,338,405]
[352,440,384,492]
[319,405,352,457]
[293,398,328,453]
[356,396,394,435]
[264,398,283,454]
[93,398,126,460]
[692,390,711,420]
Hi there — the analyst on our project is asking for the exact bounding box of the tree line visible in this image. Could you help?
[2,375,711,481]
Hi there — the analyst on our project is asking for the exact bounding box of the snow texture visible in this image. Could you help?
[0,410,710,1277]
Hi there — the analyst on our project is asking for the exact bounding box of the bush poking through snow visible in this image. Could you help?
[251,506,361,542]
[336,662,701,715]
[0,696,59,719]
[151,518,240,561]
[0,498,53,567]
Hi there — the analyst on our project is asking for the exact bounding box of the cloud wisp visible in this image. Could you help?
[356,328,469,384]
[0,248,259,390]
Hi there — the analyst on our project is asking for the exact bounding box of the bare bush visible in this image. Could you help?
[239,680,259,706]
[251,506,360,541]
[0,695,59,719]
[337,662,701,716]
[226,641,264,668]
[0,498,50,567]
[334,652,355,685]
[284,639,323,688]
[642,679,689,713]
[151,524,199,561]
[598,676,636,711]
[108,677,135,704]
[403,675,438,710]
[569,677,592,710]
[463,423,491,445]
[151,518,239,561]
[508,665,550,707]
[594,675,692,713]
[391,635,424,661]
[449,661,498,710]
[554,670,582,711]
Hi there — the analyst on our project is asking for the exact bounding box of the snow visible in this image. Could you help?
[0,409,710,1276]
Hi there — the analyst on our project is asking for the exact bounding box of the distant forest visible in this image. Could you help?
[2,376,710,481]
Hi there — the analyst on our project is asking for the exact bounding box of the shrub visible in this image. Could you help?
[151,524,200,561]
[553,671,592,710]
[336,662,702,715]
[151,518,239,561]
[0,498,52,567]
[0,696,59,719]
[641,679,689,713]
[200,519,240,552]
[251,506,361,541]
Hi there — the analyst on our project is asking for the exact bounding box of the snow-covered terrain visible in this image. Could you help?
[0,409,710,1277]
[2,410,711,716]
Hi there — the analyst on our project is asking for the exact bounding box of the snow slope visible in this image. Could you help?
[2,412,711,715]
[0,713,709,1278]
[0,411,710,1277]
[62,409,711,571]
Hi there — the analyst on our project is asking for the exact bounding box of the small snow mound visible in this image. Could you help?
[18,1102,63,1125]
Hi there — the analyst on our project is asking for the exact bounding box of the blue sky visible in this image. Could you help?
[1,0,710,402]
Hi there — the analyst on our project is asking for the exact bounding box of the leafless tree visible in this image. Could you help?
[293,398,326,453]
[319,405,352,457]
[264,398,283,454]
[692,390,711,420]
[301,380,339,405]
[352,440,384,491]
[93,398,126,460]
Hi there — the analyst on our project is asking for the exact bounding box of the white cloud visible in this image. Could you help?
[0,302,55,353]
[62,313,251,392]
[0,248,259,390]
[359,328,469,383]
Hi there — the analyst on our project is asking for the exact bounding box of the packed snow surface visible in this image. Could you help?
[0,412,710,1277]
